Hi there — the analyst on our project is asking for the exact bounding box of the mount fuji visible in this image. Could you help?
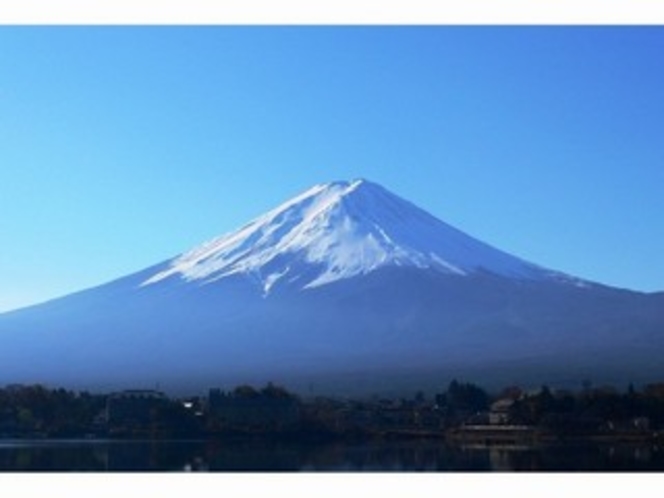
[1,179,663,395]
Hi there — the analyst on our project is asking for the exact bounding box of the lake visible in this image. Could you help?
[1,439,663,471]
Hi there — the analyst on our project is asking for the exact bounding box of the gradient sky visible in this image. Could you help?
[1,26,663,312]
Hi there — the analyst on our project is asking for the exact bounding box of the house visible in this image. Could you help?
[632,416,651,432]
[489,398,515,425]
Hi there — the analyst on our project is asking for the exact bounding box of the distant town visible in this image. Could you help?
[2,379,664,446]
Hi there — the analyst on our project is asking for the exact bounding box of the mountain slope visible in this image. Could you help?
[0,179,661,395]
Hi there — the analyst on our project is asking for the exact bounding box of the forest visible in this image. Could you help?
[2,380,664,441]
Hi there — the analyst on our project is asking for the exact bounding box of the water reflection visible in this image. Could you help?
[0,439,663,471]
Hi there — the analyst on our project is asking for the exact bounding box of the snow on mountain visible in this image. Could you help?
[142,179,582,295]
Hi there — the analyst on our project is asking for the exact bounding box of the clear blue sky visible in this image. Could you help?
[1,26,663,312]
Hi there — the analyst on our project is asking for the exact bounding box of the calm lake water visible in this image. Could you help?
[1,439,663,471]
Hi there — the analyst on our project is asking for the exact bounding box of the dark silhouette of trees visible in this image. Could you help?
[261,382,297,400]
[435,380,489,425]
[233,385,259,398]
[509,383,664,435]
[4,380,664,441]
[0,384,106,437]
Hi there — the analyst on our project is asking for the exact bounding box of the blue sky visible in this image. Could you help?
[1,26,663,312]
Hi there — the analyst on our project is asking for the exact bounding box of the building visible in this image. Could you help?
[489,398,515,425]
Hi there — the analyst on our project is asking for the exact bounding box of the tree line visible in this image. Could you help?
[3,380,664,439]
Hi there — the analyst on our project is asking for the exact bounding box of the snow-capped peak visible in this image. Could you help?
[142,179,579,293]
